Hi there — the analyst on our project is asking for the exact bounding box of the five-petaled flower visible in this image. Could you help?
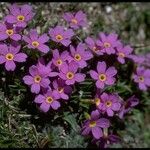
[85,37,104,55]
[0,23,21,41]
[49,26,74,47]
[52,78,73,100]
[0,44,27,71]
[97,93,121,117]
[116,44,133,64]
[70,43,93,68]
[81,110,110,139]
[63,10,87,29]
[5,4,34,28]
[23,29,50,53]
[96,33,121,55]
[59,61,86,85]
[34,89,60,112]
[133,66,150,91]
[90,61,117,89]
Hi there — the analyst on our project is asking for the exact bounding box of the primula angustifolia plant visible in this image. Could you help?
[0,3,150,148]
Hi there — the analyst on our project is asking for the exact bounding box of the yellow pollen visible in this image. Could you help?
[74,54,81,61]
[139,76,144,82]
[99,74,107,81]
[46,96,53,104]
[71,18,78,24]
[32,41,39,47]
[118,52,125,58]
[6,29,14,36]
[56,34,63,41]
[5,53,14,60]
[105,101,112,107]
[17,15,25,21]
[104,42,111,48]
[34,75,41,83]
[57,87,64,93]
[56,59,63,65]
[66,72,74,79]
[89,121,97,128]
[95,98,101,106]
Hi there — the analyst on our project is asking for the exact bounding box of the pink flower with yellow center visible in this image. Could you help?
[34,90,60,112]
[116,44,133,64]
[90,61,117,89]
[49,26,74,47]
[4,4,34,28]
[63,10,87,29]
[0,44,27,71]
[59,61,85,85]
[96,33,121,55]
[52,49,72,69]
[133,66,150,91]
[97,93,121,117]
[81,110,110,139]
[69,43,93,68]
[85,37,104,55]
[23,29,50,53]
[0,23,21,41]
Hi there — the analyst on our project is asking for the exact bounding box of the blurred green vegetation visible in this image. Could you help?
[0,2,150,148]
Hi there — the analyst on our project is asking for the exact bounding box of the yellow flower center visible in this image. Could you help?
[56,59,63,66]
[99,74,107,81]
[6,29,14,36]
[46,96,53,104]
[104,42,111,48]
[17,15,25,21]
[56,34,63,41]
[74,54,81,61]
[34,75,41,83]
[105,101,112,107]
[71,18,78,24]
[95,98,101,106]
[118,52,125,58]
[66,72,74,79]
[139,76,144,82]
[5,53,14,60]
[92,46,99,52]
[89,121,97,128]
[57,87,64,93]
[32,41,39,47]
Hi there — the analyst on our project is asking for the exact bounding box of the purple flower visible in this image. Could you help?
[4,4,34,28]
[90,61,117,89]
[52,49,72,69]
[97,93,121,117]
[23,29,50,53]
[52,78,73,100]
[34,89,60,112]
[118,95,139,119]
[81,110,110,139]
[85,37,104,55]
[92,133,121,148]
[96,33,121,55]
[63,10,87,29]
[70,43,93,68]
[129,54,145,64]
[23,62,58,94]
[116,44,133,64]
[0,44,27,71]
[0,23,21,41]
[59,61,85,85]
[133,66,150,91]
[49,26,74,47]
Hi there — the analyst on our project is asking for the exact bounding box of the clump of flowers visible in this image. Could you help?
[1,3,149,148]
